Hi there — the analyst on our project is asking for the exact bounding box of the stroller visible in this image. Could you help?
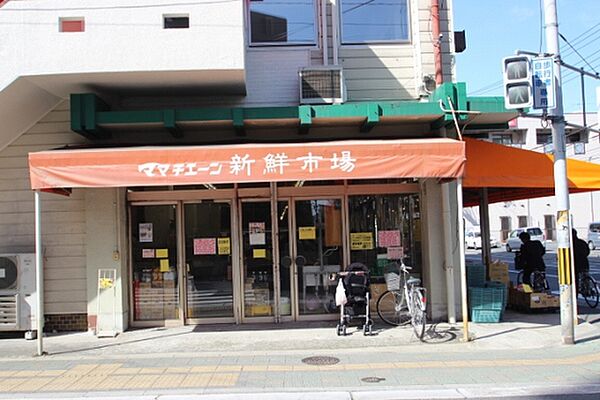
[335,262,373,336]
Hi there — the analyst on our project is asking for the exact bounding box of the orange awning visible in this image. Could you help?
[29,138,465,190]
[463,138,600,206]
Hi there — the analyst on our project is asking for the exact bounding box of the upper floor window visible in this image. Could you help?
[340,0,409,44]
[164,14,190,29]
[59,17,85,33]
[249,0,317,46]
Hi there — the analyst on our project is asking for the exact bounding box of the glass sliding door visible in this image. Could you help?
[241,201,275,319]
[184,202,234,320]
[130,204,179,322]
[277,201,292,317]
[294,199,343,317]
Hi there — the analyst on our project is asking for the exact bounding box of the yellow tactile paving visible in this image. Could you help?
[0,378,28,392]
[190,366,217,373]
[208,373,238,387]
[90,363,122,375]
[216,365,242,372]
[38,370,67,377]
[180,374,212,388]
[241,365,269,372]
[7,377,53,392]
[112,367,141,375]
[139,367,166,374]
[66,364,99,376]
[123,374,159,389]
[0,371,16,377]
[39,376,83,392]
[93,375,134,390]
[165,367,191,374]
[12,370,41,377]
[151,374,186,388]
[267,365,292,371]
[62,375,107,392]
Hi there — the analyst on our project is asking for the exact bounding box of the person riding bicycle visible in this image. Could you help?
[573,228,590,284]
[518,231,545,285]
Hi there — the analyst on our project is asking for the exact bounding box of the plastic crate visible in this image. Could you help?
[468,286,504,310]
[466,264,486,287]
[471,308,502,323]
[485,281,508,309]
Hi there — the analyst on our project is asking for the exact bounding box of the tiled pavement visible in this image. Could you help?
[0,311,599,398]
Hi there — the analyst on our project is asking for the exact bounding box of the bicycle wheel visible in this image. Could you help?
[410,290,426,340]
[532,272,549,293]
[377,290,410,326]
[582,276,599,308]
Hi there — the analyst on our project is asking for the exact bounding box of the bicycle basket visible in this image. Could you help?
[384,272,401,291]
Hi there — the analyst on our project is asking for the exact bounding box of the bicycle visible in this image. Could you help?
[577,271,599,308]
[376,261,427,340]
[516,269,550,293]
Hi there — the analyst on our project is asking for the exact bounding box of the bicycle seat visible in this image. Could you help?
[407,277,421,286]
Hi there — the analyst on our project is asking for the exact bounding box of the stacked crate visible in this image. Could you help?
[467,264,506,323]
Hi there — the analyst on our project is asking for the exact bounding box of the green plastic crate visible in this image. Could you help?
[471,308,502,323]
[468,286,504,310]
[466,264,486,287]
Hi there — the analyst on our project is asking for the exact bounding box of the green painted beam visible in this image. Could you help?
[298,105,312,135]
[360,103,380,133]
[163,109,183,138]
[232,108,245,136]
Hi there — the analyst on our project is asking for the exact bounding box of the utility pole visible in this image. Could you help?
[544,0,574,344]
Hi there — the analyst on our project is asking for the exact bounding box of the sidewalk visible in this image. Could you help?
[0,310,599,399]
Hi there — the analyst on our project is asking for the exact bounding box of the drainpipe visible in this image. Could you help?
[457,178,471,341]
[321,0,328,65]
[34,191,45,356]
[431,0,443,84]
[441,183,456,324]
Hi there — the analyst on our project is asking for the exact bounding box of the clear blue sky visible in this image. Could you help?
[454,0,600,113]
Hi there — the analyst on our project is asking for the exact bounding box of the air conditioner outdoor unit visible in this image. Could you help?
[299,67,346,104]
[0,253,37,334]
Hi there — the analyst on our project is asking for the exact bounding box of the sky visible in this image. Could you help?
[454,0,600,114]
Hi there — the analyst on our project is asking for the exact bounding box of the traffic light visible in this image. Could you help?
[502,56,533,109]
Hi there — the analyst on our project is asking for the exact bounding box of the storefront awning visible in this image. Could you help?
[28,138,465,190]
[463,138,600,206]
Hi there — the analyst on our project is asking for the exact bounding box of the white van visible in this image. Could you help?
[588,222,600,250]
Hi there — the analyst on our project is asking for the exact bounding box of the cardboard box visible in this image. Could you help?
[509,287,559,309]
[489,261,510,286]
[369,283,388,310]
[247,304,272,316]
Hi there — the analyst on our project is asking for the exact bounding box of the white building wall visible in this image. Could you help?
[0,101,89,314]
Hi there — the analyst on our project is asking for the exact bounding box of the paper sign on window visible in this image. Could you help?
[387,246,404,260]
[156,249,168,258]
[253,248,267,259]
[350,232,374,250]
[160,259,170,272]
[378,230,401,248]
[299,226,316,240]
[218,238,231,255]
[194,238,216,255]
[139,223,153,243]
[249,222,266,245]
[142,249,155,258]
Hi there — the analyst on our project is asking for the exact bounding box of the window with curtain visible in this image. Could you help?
[249,0,317,45]
[340,0,410,43]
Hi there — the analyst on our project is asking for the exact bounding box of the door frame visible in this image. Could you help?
[285,195,347,322]
[181,199,237,325]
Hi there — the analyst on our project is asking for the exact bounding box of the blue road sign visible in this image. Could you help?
[532,57,556,110]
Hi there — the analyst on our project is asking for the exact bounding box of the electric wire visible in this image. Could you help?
[559,33,599,75]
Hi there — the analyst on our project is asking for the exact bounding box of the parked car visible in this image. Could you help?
[588,222,600,250]
[465,231,499,249]
[505,227,546,252]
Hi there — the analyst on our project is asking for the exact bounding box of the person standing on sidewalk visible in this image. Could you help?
[518,231,546,285]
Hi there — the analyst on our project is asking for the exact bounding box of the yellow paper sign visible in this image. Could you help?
[253,248,266,259]
[160,259,170,272]
[350,232,374,250]
[299,226,316,240]
[156,249,169,258]
[218,238,231,255]
[99,278,113,289]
